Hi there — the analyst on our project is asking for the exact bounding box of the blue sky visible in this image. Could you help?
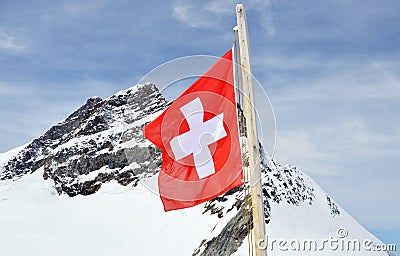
[0,0,399,246]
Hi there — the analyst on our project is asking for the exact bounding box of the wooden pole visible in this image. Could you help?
[235,4,267,256]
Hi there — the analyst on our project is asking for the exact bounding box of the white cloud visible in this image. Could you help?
[333,117,400,158]
[204,1,231,14]
[63,1,105,18]
[171,1,276,36]
[260,55,400,102]
[0,82,36,97]
[172,3,215,29]
[274,130,337,175]
[0,28,24,51]
[247,0,276,36]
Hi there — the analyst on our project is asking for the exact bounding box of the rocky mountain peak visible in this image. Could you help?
[0,83,166,196]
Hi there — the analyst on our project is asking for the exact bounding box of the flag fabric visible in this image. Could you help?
[142,49,243,211]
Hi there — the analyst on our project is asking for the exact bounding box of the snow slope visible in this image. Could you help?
[233,171,391,255]
[0,162,393,255]
[0,167,238,256]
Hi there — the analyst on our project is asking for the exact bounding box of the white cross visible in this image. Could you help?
[169,97,227,179]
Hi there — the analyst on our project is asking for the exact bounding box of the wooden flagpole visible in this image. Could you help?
[235,4,267,256]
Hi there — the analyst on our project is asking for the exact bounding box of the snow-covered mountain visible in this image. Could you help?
[0,83,395,255]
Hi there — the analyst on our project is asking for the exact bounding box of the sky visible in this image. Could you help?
[0,0,399,247]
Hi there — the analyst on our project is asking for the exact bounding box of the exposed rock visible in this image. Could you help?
[199,200,252,256]
[1,83,167,196]
[326,195,341,216]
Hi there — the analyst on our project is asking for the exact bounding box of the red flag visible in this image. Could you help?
[142,49,243,211]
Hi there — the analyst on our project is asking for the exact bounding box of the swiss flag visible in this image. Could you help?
[142,49,243,211]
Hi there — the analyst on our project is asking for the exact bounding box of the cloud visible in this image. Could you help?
[0,82,35,97]
[171,1,276,36]
[172,3,208,29]
[62,1,105,17]
[246,0,276,36]
[0,28,24,51]
[172,2,224,29]
[338,117,400,156]
[257,54,400,102]
[274,130,336,174]
[269,54,400,169]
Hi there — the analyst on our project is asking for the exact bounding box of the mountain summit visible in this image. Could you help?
[0,84,394,255]
[1,83,166,195]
